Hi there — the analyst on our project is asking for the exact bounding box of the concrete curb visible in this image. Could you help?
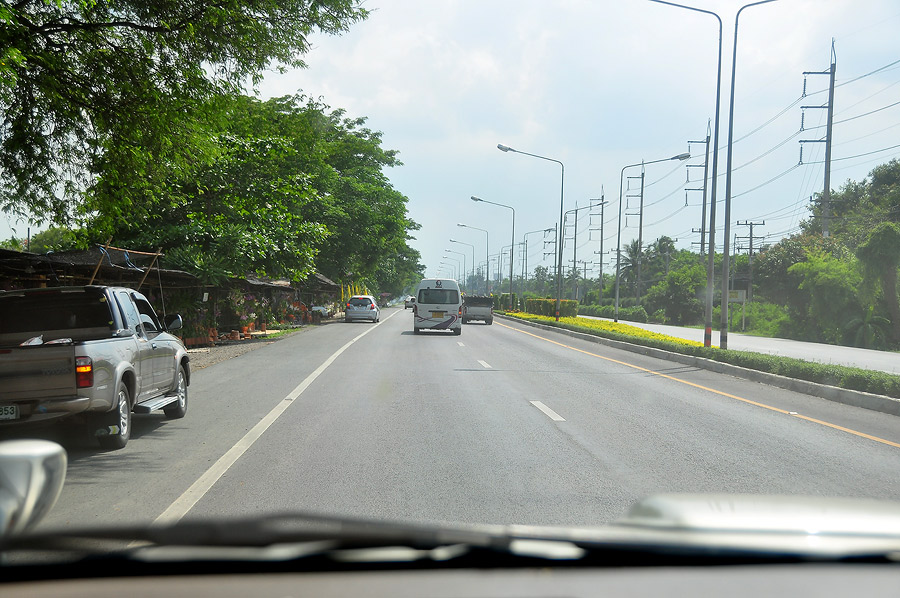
[498,315,900,417]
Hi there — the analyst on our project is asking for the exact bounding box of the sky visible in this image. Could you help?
[5,0,900,284]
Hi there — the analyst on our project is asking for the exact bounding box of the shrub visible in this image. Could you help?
[503,312,900,399]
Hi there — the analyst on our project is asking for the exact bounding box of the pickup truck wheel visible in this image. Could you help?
[97,383,131,450]
[487,319,493,325]
[164,365,188,419]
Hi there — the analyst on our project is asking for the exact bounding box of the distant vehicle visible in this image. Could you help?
[462,295,494,325]
[412,278,462,335]
[0,285,190,450]
[344,295,380,323]
[311,306,331,318]
[404,296,415,309]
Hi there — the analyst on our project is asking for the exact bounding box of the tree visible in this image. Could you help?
[0,1,368,227]
[856,222,900,343]
[107,94,422,288]
[844,305,891,349]
[787,249,863,343]
[643,263,705,325]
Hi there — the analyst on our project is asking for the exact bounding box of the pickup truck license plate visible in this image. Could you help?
[0,405,20,421]
[431,311,445,318]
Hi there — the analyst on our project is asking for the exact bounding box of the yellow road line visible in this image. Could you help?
[498,321,900,450]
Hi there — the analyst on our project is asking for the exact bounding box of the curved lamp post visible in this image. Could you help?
[444,248,467,290]
[449,239,475,291]
[457,223,489,293]
[614,153,691,322]
[471,196,515,308]
[497,144,565,320]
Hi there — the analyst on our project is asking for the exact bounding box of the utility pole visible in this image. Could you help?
[624,173,644,302]
[799,40,836,237]
[594,192,607,304]
[735,221,765,301]
[688,122,712,256]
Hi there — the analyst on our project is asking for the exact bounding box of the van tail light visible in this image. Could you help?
[458,306,462,317]
[75,356,93,388]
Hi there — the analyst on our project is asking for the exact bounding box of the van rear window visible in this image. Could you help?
[418,289,459,304]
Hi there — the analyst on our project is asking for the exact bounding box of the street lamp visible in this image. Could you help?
[457,223,489,293]
[449,239,475,292]
[498,143,565,321]
[721,0,778,349]
[439,260,458,282]
[471,195,515,308]
[444,248,466,290]
[649,1,724,348]
[522,227,555,291]
[614,153,691,322]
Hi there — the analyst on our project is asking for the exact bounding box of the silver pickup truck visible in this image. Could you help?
[462,295,494,325]
[0,286,190,450]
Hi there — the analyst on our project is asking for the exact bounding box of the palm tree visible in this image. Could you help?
[844,305,891,349]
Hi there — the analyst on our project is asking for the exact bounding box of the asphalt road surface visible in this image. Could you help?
[25,307,900,533]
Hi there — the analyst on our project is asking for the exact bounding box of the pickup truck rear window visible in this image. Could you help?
[0,293,113,334]
[418,289,459,305]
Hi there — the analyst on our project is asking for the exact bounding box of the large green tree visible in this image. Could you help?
[856,222,900,343]
[0,0,367,227]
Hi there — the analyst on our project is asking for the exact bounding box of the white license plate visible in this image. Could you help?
[431,311,445,318]
[0,405,20,421]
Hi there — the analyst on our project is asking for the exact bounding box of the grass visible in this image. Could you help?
[502,312,900,400]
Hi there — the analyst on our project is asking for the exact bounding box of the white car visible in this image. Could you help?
[404,296,415,309]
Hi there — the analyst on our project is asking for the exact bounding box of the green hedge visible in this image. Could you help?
[525,298,578,318]
[504,313,900,400]
[495,293,518,310]
[579,304,649,323]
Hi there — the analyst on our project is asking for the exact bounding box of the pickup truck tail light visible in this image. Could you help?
[75,356,93,388]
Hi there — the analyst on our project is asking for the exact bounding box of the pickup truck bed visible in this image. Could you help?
[0,286,190,450]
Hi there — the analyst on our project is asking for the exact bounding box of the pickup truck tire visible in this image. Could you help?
[164,365,188,419]
[97,382,131,450]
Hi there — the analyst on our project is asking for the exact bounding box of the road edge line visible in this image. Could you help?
[152,310,399,526]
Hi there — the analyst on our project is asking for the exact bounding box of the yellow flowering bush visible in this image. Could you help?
[512,313,704,348]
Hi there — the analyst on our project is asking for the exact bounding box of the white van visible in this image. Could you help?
[412,278,462,335]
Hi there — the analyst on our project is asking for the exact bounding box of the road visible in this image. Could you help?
[25,307,900,533]
[578,315,900,375]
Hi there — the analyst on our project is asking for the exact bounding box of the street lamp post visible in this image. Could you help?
[471,196,515,308]
[522,227,555,292]
[721,0,778,349]
[440,259,458,283]
[650,0,724,349]
[498,144,565,321]
[444,248,466,290]
[457,223,489,293]
[615,153,691,322]
[449,239,475,291]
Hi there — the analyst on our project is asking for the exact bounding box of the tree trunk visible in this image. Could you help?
[883,265,900,343]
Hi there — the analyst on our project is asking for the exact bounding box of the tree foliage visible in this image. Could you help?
[0,0,367,225]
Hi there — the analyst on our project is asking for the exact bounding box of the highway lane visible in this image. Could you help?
[26,307,900,532]
[183,308,900,527]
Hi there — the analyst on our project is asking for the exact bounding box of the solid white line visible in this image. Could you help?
[477,360,492,369]
[530,400,566,422]
[153,310,397,526]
